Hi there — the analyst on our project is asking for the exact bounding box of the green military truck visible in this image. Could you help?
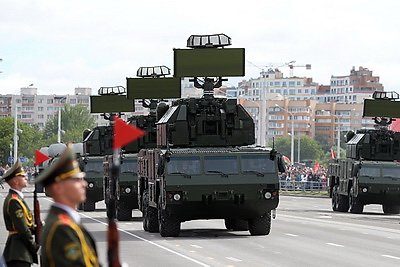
[135,34,285,237]
[138,146,282,237]
[80,155,104,211]
[104,153,139,220]
[328,91,400,214]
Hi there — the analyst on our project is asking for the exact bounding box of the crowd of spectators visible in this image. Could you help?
[279,164,328,191]
[0,165,36,184]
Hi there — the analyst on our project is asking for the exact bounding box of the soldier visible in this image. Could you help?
[35,143,100,267]
[1,158,39,267]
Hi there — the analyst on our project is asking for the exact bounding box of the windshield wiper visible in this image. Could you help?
[207,170,228,177]
[170,172,191,178]
[243,170,264,177]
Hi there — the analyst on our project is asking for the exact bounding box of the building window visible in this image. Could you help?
[274,81,280,86]
[47,99,53,104]
[289,81,295,87]
[38,106,44,111]
[289,89,296,95]
[38,99,43,103]
[47,114,53,120]
[38,114,44,119]
[70,99,77,104]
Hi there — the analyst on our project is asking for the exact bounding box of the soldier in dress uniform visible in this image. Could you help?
[2,158,39,267]
[35,143,100,267]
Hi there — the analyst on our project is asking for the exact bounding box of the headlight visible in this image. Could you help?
[125,187,131,194]
[362,187,368,193]
[173,193,181,201]
[88,183,94,188]
[264,192,272,199]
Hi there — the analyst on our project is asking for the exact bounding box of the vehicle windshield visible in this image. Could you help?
[167,157,201,175]
[121,159,137,173]
[359,166,380,177]
[382,166,400,178]
[85,160,102,172]
[241,155,275,173]
[204,156,238,174]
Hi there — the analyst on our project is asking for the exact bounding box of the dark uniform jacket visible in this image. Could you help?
[2,189,39,264]
[41,206,100,267]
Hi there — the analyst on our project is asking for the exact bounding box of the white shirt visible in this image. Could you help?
[10,188,24,199]
[52,202,81,224]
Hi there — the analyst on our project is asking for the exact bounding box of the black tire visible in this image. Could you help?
[249,212,271,236]
[224,219,235,230]
[159,211,180,237]
[349,186,363,214]
[117,203,132,221]
[158,197,180,237]
[77,203,84,210]
[83,200,95,211]
[147,206,159,233]
[337,194,349,212]
[382,205,400,214]
[142,191,149,231]
[331,185,338,211]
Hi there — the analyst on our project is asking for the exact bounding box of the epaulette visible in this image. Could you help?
[11,194,19,199]
[58,213,72,225]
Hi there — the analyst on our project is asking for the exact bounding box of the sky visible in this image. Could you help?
[1,0,400,95]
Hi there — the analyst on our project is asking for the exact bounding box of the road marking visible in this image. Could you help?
[326,243,344,247]
[285,233,298,237]
[226,257,242,262]
[191,245,203,249]
[42,198,210,267]
[279,214,400,235]
[382,255,400,260]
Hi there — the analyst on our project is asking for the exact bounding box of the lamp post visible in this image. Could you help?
[333,114,343,159]
[276,104,294,165]
[13,105,22,161]
[260,69,267,147]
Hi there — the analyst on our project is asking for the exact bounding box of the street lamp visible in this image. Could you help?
[275,104,294,165]
[333,114,343,159]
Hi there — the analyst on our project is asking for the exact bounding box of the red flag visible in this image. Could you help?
[113,116,145,150]
[35,149,51,166]
[330,148,336,159]
[282,155,291,165]
[313,161,320,172]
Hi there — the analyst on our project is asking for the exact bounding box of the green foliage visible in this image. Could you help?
[270,135,324,163]
[42,104,95,145]
[0,117,45,166]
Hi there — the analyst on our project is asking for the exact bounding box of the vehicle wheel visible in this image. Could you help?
[158,197,180,237]
[382,205,400,214]
[83,200,95,211]
[349,186,363,214]
[142,191,149,231]
[337,194,349,212]
[147,206,159,233]
[117,203,132,221]
[224,219,235,230]
[249,212,271,236]
[331,185,338,211]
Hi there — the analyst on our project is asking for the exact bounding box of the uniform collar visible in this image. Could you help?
[10,188,24,199]
[52,202,81,224]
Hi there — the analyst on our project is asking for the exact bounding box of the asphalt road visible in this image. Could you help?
[1,185,399,267]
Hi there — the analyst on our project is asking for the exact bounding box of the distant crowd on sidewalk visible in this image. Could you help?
[0,165,36,183]
[279,163,328,190]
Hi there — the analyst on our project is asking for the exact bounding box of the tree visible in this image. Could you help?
[42,104,96,146]
[270,136,324,163]
[0,117,45,166]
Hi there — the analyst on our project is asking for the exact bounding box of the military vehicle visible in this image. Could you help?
[135,34,285,237]
[90,86,164,220]
[328,91,400,214]
[81,125,113,211]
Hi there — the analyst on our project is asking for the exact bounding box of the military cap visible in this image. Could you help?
[1,158,26,182]
[35,143,85,187]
